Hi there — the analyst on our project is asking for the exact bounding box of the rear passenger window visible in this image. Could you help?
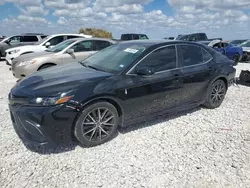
[47,36,64,46]
[23,36,38,42]
[202,48,212,62]
[179,45,203,66]
[95,41,111,50]
[136,45,177,72]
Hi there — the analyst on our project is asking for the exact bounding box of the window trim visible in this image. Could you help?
[176,44,213,69]
[126,44,178,75]
[126,43,213,76]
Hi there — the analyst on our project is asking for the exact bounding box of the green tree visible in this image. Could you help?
[79,28,113,38]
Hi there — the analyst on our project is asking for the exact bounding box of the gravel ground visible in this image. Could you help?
[0,61,250,188]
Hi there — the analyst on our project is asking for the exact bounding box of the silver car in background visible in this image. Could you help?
[11,38,116,79]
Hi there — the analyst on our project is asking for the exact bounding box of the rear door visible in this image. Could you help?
[177,44,214,103]
[117,45,183,121]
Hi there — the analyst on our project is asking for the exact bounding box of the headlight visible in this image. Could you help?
[17,60,37,67]
[29,95,73,106]
[9,49,20,54]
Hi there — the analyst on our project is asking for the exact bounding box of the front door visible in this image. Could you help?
[177,44,214,103]
[116,45,184,122]
[62,40,97,63]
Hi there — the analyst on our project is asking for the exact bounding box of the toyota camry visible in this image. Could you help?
[9,40,236,148]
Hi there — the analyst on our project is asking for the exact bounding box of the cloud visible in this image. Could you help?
[18,4,49,16]
[1,0,250,40]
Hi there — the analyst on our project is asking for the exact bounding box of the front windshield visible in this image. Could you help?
[35,36,50,45]
[46,40,76,53]
[81,42,148,74]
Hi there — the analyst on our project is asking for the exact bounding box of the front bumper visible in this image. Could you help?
[5,53,16,65]
[9,102,79,147]
[11,64,35,79]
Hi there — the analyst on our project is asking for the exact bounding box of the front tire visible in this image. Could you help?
[204,79,227,109]
[74,102,119,147]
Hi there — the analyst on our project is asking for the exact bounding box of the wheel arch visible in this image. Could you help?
[20,51,34,56]
[80,96,123,118]
[70,96,124,141]
[211,76,228,89]
[37,62,56,71]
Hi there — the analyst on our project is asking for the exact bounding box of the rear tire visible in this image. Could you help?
[203,79,227,109]
[74,102,119,147]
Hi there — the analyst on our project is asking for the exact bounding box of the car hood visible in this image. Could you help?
[6,45,39,52]
[11,63,113,97]
[12,51,54,65]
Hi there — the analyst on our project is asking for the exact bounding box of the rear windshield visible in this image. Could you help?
[121,34,133,40]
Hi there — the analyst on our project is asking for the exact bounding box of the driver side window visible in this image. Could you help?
[70,41,93,52]
[9,36,22,43]
[134,45,177,73]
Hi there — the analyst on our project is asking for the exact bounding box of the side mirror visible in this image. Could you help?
[66,49,74,54]
[45,42,51,47]
[135,67,155,76]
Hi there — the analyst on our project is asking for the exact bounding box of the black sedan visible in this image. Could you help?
[9,40,236,148]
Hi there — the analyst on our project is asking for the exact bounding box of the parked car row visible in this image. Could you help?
[8,38,236,148]
[5,33,92,65]
[11,38,116,78]
[0,33,48,59]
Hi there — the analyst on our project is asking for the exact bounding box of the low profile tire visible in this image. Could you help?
[38,64,55,70]
[74,102,119,147]
[203,79,227,109]
[233,54,240,65]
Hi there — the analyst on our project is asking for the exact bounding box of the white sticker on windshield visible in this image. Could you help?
[124,48,139,54]
[119,64,124,68]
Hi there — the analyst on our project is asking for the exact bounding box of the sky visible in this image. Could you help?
[0,0,250,40]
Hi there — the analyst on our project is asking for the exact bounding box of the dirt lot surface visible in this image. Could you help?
[0,62,250,188]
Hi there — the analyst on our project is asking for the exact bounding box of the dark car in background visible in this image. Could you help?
[177,33,222,42]
[0,33,47,59]
[9,40,236,149]
[121,33,149,40]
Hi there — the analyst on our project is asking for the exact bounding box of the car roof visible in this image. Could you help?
[121,33,147,35]
[119,39,202,46]
[65,37,116,43]
[48,33,91,37]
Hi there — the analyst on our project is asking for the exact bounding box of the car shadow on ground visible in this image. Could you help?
[23,107,201,155]
[119,107,201,134]
[22,140,78,155]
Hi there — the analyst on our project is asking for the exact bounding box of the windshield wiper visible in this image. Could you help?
[79,61,101,71]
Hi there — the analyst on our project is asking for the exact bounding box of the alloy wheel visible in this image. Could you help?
[81,108,115,142]
[210,82,226,106]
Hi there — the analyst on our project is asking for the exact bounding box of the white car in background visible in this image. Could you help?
[5,33,92,65]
